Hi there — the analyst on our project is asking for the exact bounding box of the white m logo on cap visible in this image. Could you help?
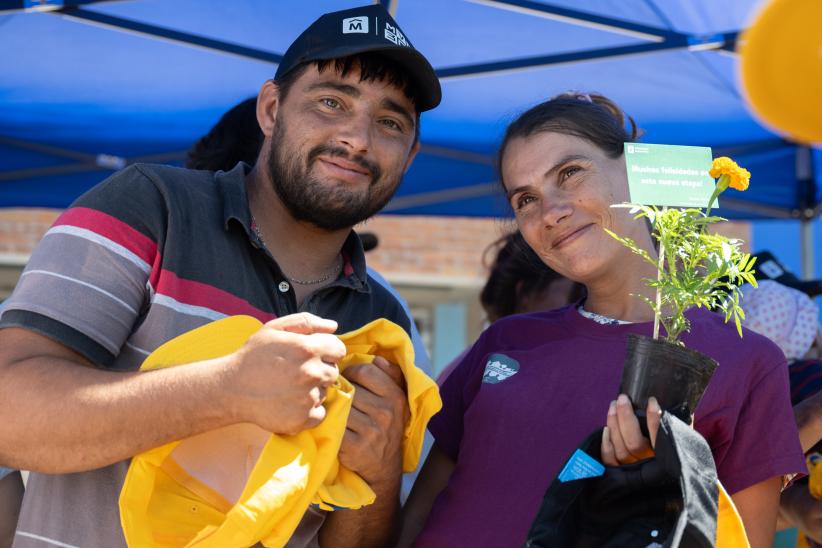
[343,17,369,34]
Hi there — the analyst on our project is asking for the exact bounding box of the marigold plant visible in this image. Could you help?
[606,157,757,344]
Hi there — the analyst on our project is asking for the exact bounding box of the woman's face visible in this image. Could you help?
[501,131,646,284]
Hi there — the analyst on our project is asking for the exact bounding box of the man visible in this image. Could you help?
[0,5,440,547]
[184,93,436,505]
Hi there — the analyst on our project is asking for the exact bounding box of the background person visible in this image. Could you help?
[187,97,262,172]
[401,92,805,548]
[741,279,822,546]
[478,230,586,324]
[438,229,584,384]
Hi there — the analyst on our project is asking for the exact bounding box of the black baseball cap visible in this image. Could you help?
[753,250,822,297]
[275,5,441,112]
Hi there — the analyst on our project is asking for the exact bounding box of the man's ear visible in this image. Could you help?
[257,80,280,137]
[403,140,421,174]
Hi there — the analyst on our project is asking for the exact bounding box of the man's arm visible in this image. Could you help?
[0,313,344,473]
[731,476,782,548]
[319,475,402,548]
[319,358,409,548]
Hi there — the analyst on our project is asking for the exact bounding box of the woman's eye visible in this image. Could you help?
[516,195,535,209]
[321,98,340,109]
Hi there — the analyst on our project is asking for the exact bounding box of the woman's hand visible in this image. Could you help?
[601,394,661,466]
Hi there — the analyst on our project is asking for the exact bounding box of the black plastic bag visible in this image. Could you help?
[524,413,718,548]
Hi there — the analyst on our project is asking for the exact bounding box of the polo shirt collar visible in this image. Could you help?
[338,231,369,292]
[216,161,369,293]
[217,161,252,230]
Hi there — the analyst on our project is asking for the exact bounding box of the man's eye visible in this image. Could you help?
[380,119,402,131]
[321,98,340,109]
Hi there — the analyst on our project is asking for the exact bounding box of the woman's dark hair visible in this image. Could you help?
[480,230,586,322]
[186,98,263,171]
[497,92,642,186]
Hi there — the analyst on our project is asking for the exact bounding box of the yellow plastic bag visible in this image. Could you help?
[119,316,441,547]
[715,481,750,547]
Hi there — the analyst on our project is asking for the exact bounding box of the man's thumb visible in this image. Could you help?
[267,312,338,335]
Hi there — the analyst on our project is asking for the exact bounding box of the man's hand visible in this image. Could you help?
[339,356,410,486]
[225,313,345,435]
[601,394,661,466]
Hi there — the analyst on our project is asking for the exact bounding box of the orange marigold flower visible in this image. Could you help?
[710,156,750,192]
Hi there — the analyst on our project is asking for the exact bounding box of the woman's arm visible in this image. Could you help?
[731,476,782,548]
[397,443,455,548]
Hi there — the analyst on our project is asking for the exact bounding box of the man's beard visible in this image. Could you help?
[266,122,401,231]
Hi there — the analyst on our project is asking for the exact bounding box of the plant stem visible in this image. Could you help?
[653,207,667,340]
[702,175,725,235]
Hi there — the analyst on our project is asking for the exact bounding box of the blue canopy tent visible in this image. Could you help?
[0,0,820,270]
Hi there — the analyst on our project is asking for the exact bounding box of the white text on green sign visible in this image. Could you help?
[624,143,715,208]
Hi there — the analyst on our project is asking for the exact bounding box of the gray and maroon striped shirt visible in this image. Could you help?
[1,162,416,548]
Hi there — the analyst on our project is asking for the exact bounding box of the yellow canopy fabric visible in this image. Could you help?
[740,0,822,144]
[119,316,441,547]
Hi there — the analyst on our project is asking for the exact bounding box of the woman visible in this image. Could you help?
[400,93,806,547]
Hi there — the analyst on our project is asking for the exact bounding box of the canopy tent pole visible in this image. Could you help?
[795,145,816,278]
[800,220,815,280]
[52,7,282,64]
[0,0,125,14]
[0,136,187,182]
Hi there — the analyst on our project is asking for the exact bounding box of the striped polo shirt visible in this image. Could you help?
[0,162,415,548]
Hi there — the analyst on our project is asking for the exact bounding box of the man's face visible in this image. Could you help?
[266,63,419,231]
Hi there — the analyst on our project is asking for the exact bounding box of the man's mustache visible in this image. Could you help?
[307,145,381,183]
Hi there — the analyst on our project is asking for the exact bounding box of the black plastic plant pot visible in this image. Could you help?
[619,334,718,426]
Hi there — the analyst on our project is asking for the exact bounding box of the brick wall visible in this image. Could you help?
[358,215,514,284]
[0,209,750,283]
[359,214,751,285]
[0,209,60,258]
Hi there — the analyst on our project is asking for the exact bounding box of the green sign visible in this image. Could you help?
[624,143,715,208]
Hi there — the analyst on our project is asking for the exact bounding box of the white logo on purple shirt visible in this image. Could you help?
[482,353,520,384]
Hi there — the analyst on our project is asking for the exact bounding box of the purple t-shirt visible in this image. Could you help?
[416,305,807,547]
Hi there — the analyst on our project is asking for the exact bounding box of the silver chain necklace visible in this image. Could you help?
[251,216,343,286]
